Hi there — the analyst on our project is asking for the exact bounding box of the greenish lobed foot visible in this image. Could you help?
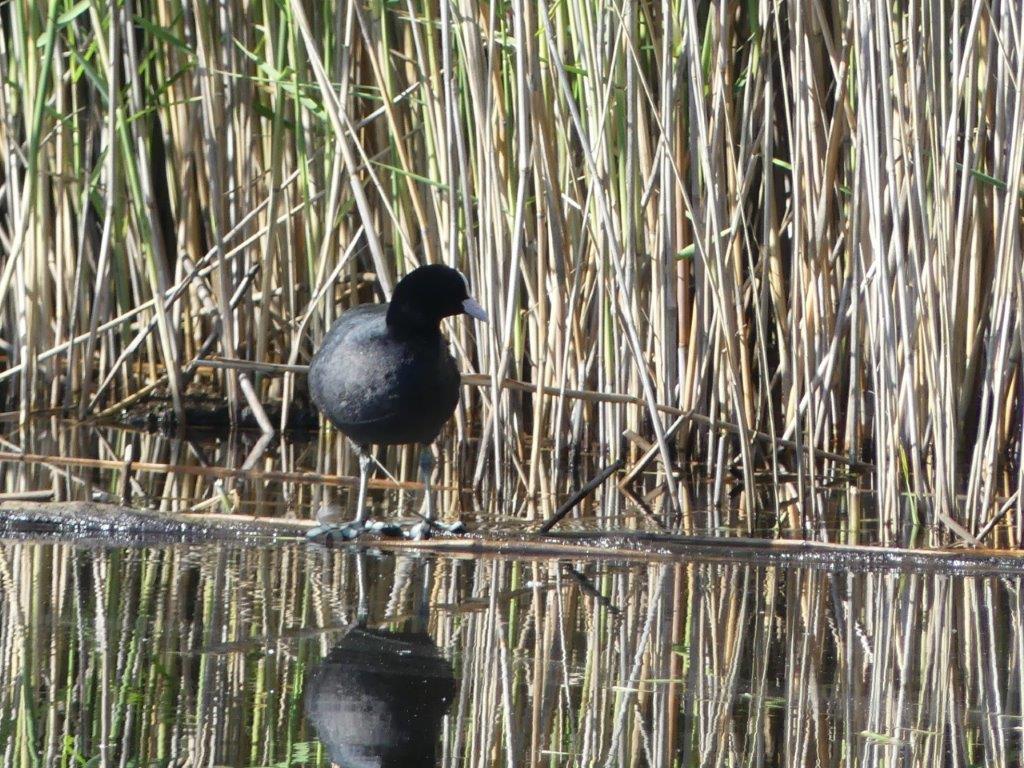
[407,519,468,541]
[306,518,468,543]
[305,519,406,543]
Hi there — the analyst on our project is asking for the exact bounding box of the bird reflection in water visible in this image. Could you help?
[305,556,456,767]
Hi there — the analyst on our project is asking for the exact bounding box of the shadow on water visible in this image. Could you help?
[0,537,1022,766]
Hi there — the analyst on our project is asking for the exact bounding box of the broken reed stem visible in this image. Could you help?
[537,458,626,533]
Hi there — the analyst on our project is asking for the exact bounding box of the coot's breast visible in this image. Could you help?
[309,305,461,446]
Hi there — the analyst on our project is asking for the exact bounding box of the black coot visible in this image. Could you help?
[308,264,487,540]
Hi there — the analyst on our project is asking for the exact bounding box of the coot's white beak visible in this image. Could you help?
[462,297,489,322]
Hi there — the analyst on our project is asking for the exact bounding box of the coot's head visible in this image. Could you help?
[386,264,488,332]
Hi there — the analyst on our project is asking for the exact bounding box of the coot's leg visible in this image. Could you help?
[353,447,372,524]
[419,446,435,520]
[308,445,400,542]
[408,445,467,540]
[357,447,404,537]
[319,446,371,540]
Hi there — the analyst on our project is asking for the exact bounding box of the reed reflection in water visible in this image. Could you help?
[0,539,1021,766]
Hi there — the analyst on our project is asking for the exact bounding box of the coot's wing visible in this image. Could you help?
[335,337,460,444]
[310,306,461,444]
[308,304,389,421]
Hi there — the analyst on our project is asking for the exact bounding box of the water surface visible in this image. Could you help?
[1,538,1021,766]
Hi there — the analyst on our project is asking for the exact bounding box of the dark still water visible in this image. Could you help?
[0,539,1021,767]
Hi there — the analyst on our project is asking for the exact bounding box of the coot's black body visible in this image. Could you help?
[306,264,487,540]
[304,627,457,767]
[309,303,460,446]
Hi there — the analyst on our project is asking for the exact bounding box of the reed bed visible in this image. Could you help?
[0,539,1022,766]
[0,1,1021,541]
